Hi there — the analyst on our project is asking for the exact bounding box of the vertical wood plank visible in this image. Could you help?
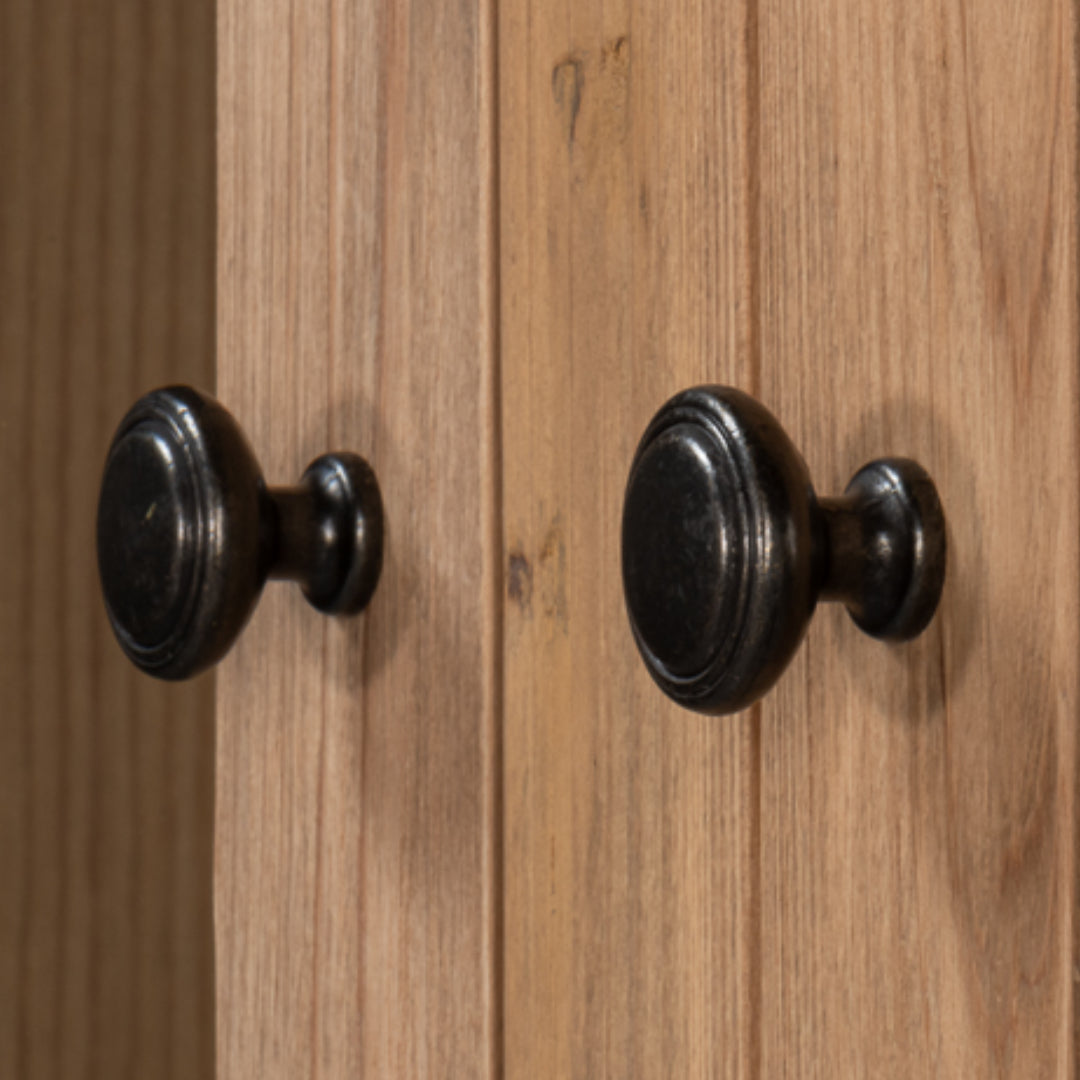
[756,0,1079,1074]
[499,0,760,1075]
[0,1,216,1077]
[502,0,1079,1074]
[215,0,499,1075]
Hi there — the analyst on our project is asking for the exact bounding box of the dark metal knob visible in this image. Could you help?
[96,385,384,680]
[621,386,946,715]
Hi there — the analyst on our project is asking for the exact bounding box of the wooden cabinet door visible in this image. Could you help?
[215,0,498,1076]
[217,0,1079,1076]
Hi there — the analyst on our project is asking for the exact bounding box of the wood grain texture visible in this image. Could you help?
[758,1,1078,1074]
[500,0,1078,1077]
[215,0,499,1076]
[0,1,216,1078]
[499,1,762,1076]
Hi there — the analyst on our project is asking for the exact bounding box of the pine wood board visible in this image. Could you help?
[757,1,1078,1074]
[217,0,1080,1074]
[215,0,500,1075]
[499,0,763,1075]
[499,0,1079,1076]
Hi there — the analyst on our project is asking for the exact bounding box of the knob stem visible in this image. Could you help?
[815,495,864,606]
[816,458,946,642]
[265,486,317,582]
[264,453,384,615]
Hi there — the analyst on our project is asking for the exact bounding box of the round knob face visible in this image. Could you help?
[621,387,819,715]
[97,420,200,649]
[621,422,745,679]
[97,387,266,679]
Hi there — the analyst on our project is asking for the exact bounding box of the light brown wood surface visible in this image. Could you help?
[0,1,216,1077]
[499,1,763,1076]
[215,0,499,1076]
[500,0,1078,1078]
[218,0,1078,1073]
[757,1,1077,1074]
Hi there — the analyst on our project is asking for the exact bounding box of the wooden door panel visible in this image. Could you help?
[217,0,1078,1074]
[759,2,1077,1073]
[499,0,1078,1076]
[499,1,761,1075]
[215,0,499,1076]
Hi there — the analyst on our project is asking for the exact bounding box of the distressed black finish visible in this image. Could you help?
[97,386,383,680]
[621,386,946,715]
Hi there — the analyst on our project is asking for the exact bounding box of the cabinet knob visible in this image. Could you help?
[96,386,384,680]
[621,386,946,715]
